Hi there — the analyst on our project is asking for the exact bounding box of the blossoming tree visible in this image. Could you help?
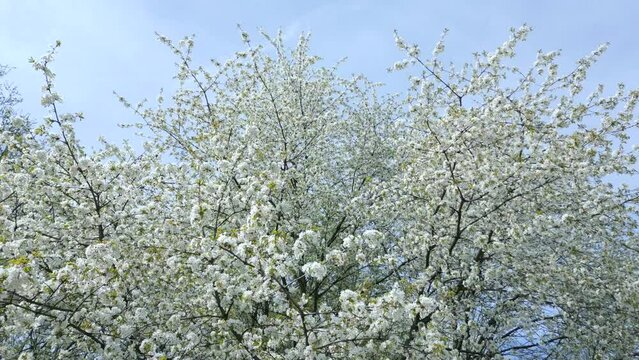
[1,26,638,359]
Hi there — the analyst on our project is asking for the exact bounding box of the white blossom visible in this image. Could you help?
[1,28,638,359]
[301,261,327,279]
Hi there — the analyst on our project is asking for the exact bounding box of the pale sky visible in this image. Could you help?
[1,0,638,147]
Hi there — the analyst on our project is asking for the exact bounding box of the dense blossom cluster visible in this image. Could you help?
[1,27,639,359]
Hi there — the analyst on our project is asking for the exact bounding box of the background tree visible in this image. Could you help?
[0,64,21,124]
[1,27,639,359]
[0,64,30,156]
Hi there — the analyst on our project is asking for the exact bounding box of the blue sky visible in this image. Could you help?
[1,0,638,147]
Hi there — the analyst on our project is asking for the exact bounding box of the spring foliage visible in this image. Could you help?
[1,26,639,359]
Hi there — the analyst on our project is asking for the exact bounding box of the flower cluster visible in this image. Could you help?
[1,27,639,359]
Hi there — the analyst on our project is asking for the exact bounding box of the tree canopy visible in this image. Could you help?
[1,26,639,359]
